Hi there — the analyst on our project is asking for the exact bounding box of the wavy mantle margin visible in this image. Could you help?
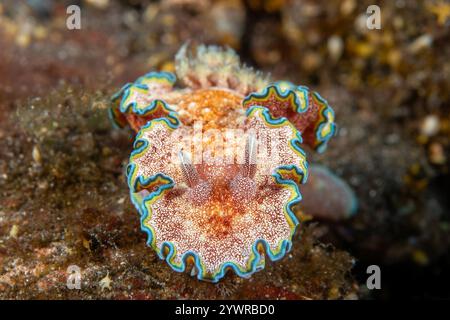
[109,72,177,128]
[243,83,336,153]
[125,106,308,282]
[310,92,336,153]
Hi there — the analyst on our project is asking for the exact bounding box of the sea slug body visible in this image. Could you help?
[111,44,337,282]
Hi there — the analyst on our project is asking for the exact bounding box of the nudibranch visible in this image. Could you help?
[110,44,336,282]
